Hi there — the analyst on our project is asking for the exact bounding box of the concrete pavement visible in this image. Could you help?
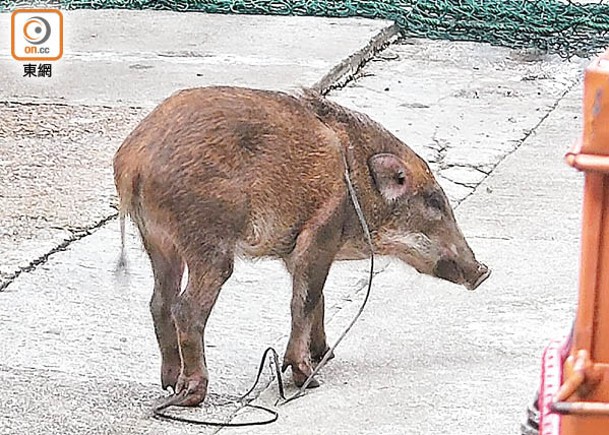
[0,8,588,435]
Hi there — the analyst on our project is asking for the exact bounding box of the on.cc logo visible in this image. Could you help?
[11,9,63,61]
[23,16,52,45]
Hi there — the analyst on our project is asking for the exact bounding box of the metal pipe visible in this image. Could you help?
[551,401,609,416]
[565,150,609,173]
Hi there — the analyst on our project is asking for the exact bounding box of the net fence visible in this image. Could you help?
[2,0,609,58]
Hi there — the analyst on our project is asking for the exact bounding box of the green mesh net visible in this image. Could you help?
[3,1,609,59]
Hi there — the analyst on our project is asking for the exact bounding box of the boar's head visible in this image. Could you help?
[368,153,490,290]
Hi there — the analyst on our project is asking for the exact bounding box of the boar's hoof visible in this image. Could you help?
[161,361,181,391]
[173,374,208,406]
[294,371,320,389]
[311,346,335,364]
[282,361,320,389]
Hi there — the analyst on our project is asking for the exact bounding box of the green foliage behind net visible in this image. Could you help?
[3,0,609,58]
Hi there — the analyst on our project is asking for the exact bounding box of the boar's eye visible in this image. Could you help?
[396,171,406,185]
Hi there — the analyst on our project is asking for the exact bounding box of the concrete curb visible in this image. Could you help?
[312,23,400,94]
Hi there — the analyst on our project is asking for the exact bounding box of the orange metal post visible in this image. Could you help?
[559,49,609,434]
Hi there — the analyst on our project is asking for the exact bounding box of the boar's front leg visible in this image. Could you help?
[283,194,345,388]
[309,294,335,363]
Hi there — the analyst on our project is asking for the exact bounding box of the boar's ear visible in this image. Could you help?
[368,153,411,202]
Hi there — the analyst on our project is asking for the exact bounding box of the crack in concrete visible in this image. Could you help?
[453,76,582,208]
[430,126,449,169]
[444,163,490,175]
[1,99,146,110]
[470,235,512,241]
[440,176,477,189]
[0,213,117,292]
[441,176,477,189]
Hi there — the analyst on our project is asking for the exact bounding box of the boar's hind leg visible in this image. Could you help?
[171,249,234,406]
[143,232,185,391]
[283,195,344,388]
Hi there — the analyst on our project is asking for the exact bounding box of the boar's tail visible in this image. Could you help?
[116,209,128,275]
[113,169,140,279]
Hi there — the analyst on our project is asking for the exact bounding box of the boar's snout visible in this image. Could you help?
[433,258,490,291]
[467,262,491,290]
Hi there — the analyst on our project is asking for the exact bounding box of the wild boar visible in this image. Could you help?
[113,86,490,406]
